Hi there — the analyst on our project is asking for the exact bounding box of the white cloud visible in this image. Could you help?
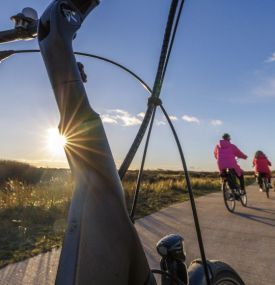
[182,115,200,124]
[137,112,145,118]
[169,115,178,121]
[101,109,142,126]
[265,53,275,63]
[211,119,223,126]
[121,116,142,126]
[253,78,275,97]
[111,109,128,116]
[102,115,118,124]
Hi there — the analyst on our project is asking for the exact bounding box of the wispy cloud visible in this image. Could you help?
[182,115,200,124]
[101,109,142,126]
[253,78,275,97]
[210,119,223,126]
[101,116,118,124]
[137,112,145,118]
[169,115,178,121]
[265,53,275,63]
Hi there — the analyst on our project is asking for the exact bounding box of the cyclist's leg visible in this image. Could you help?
[258,173,264,190]
[232,167,245,191]
[239,175,245,190]
[220,170,227,183]
[236,170,245,191]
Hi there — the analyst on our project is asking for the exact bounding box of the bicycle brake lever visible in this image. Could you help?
[0,7,38,44]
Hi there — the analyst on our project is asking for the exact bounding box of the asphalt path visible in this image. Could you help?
[0,183,274,284]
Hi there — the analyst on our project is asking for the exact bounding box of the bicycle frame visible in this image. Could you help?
[37,1,156,284]
[221,169,239,191]
[256,173,270,198]
[256,173,267,186]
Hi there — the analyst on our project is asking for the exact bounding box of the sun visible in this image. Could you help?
[46,128,67,156]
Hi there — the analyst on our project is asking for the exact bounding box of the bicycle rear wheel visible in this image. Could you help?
[263,179,269,198]
[222,181,235,213]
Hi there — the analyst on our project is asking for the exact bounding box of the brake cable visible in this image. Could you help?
[118,0,180,179]
[0,49,151,94]
[129,0,183,222]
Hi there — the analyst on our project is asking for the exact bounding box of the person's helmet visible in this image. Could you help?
[222,133,231,141]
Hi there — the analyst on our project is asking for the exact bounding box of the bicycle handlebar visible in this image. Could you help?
[0,26,37,44]
[0,7,38,44]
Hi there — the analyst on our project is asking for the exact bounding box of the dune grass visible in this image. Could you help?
[0,167,255,269]
[0,179,72,268]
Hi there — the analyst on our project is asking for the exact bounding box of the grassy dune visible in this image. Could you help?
[0,161,255,268]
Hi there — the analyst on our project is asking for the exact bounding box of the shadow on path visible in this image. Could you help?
[247,205,275,214]
[235,211,275,228]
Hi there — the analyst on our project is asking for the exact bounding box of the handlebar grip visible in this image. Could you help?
[0,7,38,44]
[0,27,36,44]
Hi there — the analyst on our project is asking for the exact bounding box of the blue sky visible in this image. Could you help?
[1,0,275,171]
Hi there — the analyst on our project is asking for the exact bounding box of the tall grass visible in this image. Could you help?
[123,176,221,218]
[0,179,73,268]
[0,161,255,268]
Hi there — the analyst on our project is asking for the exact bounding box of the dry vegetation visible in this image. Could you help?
[0,161,255,268]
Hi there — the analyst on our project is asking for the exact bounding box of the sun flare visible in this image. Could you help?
[46,128,67,156]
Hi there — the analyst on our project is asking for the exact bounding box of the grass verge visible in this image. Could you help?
[0,172,254,268]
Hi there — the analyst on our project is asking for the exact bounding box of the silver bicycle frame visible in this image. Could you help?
[37,1,156,284]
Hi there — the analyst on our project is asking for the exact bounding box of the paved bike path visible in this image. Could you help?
[0,184,274,284]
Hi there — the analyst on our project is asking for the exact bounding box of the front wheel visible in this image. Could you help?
[211,261,245,285]
[188,260,245,285]
[222,181,235,213]
[240,192,247,207]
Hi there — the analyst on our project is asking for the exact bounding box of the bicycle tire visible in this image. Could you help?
[266,188,270,199]
[263,179,269,199]
[188,260,245,285]
[211,261,245,285]
[222,181,235,213]
[240,193,247,207]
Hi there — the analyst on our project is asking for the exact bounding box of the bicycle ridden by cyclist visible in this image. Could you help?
[214,133,248,193]
[253,150,272,191]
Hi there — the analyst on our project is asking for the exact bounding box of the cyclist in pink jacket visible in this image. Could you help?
[214,133,248,191]
[253,150,272,191]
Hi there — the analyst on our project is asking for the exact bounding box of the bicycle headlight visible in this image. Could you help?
[156,234,186,261]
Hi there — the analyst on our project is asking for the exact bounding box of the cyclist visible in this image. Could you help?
[214,133,248,193]
[253,150,272,191]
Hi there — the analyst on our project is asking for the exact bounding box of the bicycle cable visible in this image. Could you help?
[118,0,181,179]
